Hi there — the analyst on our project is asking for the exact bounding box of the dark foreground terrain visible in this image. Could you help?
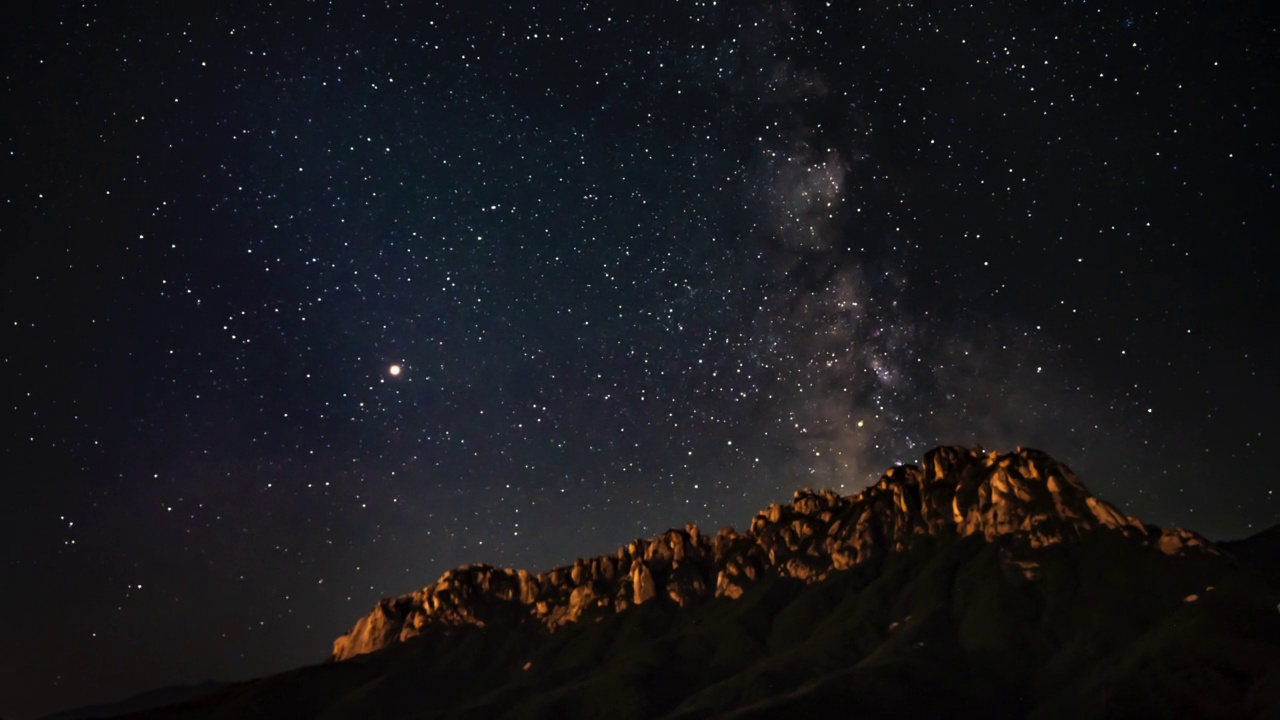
[108,448,1280,719]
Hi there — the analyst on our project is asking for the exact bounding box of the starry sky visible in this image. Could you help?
[2,2,1275,717]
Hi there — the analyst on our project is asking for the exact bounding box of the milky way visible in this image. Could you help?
[717,4,1093,488]
[3,2,1274,718]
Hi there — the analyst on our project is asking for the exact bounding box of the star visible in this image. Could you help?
[3,3,1271,718]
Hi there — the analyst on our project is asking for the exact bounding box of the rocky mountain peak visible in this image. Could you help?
[331,445,1212,661]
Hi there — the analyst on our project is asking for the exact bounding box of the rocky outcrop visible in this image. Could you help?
[332,446,1212,661]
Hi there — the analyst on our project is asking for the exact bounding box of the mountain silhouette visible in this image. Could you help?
[111,446,1280,719]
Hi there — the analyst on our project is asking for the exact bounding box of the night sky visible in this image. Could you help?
[3,2,1275,717]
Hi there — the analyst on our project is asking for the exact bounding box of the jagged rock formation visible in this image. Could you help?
[120,444,1280,720]
[332,446,1211,661]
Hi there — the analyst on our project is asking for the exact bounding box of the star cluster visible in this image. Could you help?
[3,2,1274,718]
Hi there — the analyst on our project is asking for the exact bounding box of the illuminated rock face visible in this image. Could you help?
[331,445,1212,661]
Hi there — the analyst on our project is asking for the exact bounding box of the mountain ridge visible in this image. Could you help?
[109,444,1280,719]
[332,445,1212,661]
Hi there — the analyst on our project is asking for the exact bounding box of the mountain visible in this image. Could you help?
[328,445,1213,661]
[38,682,226,720]
[121,446,1280,719]
[1221,522,1280,579]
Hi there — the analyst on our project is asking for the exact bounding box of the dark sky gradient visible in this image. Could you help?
[3,2,1275,717]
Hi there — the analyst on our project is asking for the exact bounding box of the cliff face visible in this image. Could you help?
[332,446,1211,661]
